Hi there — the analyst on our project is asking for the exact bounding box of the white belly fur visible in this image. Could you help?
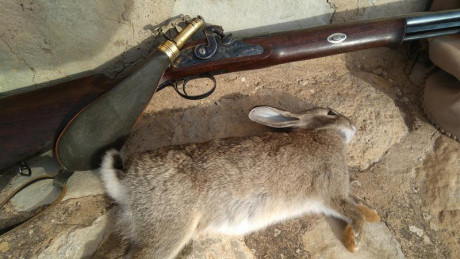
[207,199,346,236]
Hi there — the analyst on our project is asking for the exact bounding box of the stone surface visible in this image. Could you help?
[63,170,105,201]
[307,71,409,170]
[302,219,404,259]
[178,235,255,259]
[10,179,60,212]
[330,0,428,23]
[173,0,334,35]
[37,214,109,259]
[6,151,61,211]
[0,242,9,253]
[416,136,460,257]
[0,0,174,94]
[2,152,104,212]
[0,196,108,259]
[245,215,403,259]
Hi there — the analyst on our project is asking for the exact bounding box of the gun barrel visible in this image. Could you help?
[404,9,460,41]
[406,9,460,26]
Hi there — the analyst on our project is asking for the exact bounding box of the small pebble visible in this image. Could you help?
[241,77,246,82]
[298,80,307,86]
[423,212,432,221]
[409,225,424,237]
[274,228,281,237]
[0,242,9,253]
[423,235,432,244]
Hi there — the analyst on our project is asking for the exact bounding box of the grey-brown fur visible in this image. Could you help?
[100,106,380,258]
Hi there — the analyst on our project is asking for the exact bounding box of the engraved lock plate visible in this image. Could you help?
[327,33,347,43]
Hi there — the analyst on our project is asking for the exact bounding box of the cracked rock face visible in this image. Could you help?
[37,214,110,259]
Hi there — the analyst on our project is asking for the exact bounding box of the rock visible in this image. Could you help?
[0,242,9,253]
[63,171,105,201]
[330,0,427,22]
[8,151,62,212]
[173,0,334,35]
[0,39,35,92]
[37,213,109,259]
[308,72,409,170]
[246,215,403,259]
[302,218,404,259]
[178,235,255,259]
[416,136,460,257]
[0,196,108,259]
[418,136,460,229]
[409,226,424,237]
[9,178,61,212]
[0,0,174,93]
[6,152,105,211]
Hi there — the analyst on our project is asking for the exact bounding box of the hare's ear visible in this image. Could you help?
[249,106,301,128]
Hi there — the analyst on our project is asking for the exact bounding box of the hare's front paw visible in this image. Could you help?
[343,224,360,252]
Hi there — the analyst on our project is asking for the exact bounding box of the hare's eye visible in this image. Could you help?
[327,110,338,116]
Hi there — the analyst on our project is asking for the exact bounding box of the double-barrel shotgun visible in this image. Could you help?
[1,9,459,171]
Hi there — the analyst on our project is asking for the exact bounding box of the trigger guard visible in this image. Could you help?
[174,75,217,100]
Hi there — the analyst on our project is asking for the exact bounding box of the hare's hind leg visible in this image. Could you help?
[349,194,380,223]
[329,196,380,253]
[132,215,201,259]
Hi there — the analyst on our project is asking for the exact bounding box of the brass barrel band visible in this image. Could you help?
[157,17,205,61]
[158,40,180,61]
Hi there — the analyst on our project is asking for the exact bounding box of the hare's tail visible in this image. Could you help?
[100,149,128,205]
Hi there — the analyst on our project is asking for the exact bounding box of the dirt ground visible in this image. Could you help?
[1,41,459,258]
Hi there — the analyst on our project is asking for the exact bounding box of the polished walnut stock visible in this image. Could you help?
[163,18,406,81]
[0,16,424,170]
[0,76,121,169]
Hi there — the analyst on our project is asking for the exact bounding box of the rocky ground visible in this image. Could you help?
[1,0,459,259]
[1,46,459,259]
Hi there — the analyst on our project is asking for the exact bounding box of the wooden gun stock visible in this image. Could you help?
[162,18,406,82]
[1,9,459,170]
[0,75,121,169]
